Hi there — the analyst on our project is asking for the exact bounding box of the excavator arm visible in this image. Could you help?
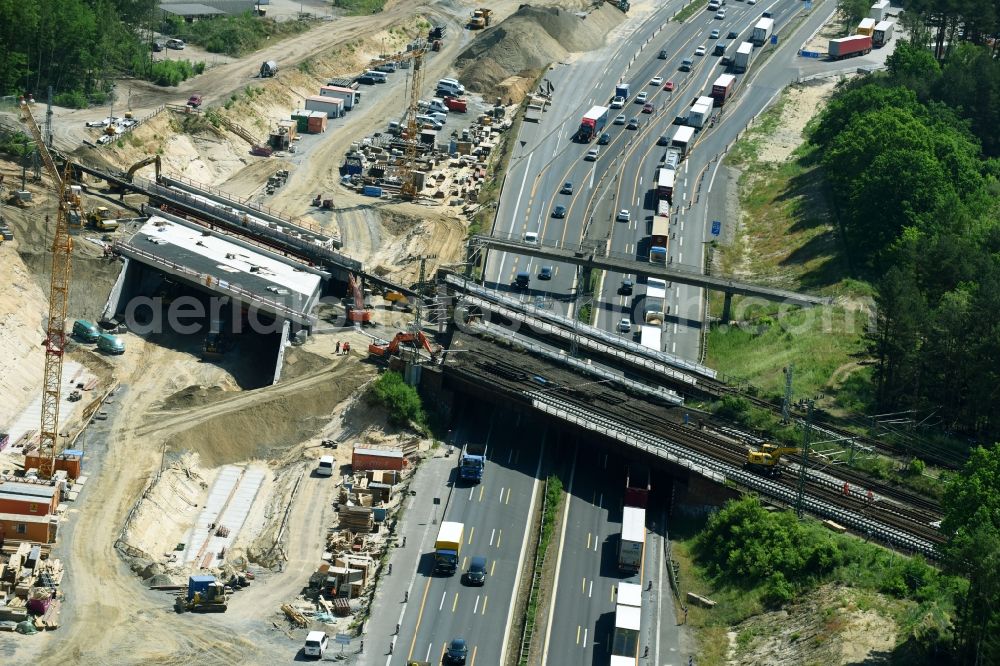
[126,155,161,182]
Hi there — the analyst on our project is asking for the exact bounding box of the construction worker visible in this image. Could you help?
[336,340,341,354]
[404,590,408,603]
[343,341,351,354]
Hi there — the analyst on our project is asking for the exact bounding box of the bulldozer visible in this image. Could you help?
[368,330,438,361]
[468,8,492,29]
[175,576,228,613]
[744,443,801,477]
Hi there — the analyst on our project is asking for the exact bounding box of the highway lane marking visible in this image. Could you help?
[581,577,586,594]
[490,560,496,576]
[496,529,503,548]
[594,535,599,552]
[468,527,475,545]
[406,578,432,660]
[479,486,485,502]
[461,555,468,571]
[469,486,474,501]
[452,592,459,613]
[576,625,581,644]
[679,251,683,262]
[588,579,593,598]
[505,488,511,504]
[489,528,496,546]
[471,645,478,665]
[498,487,505,503]
[481,596,488,615]
[586,532,592,550]
[673,341,677,353]
[583,628,588,648]
[438,590,447,611]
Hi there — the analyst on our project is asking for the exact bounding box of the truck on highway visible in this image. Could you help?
[644,278,667,324]
[639,324,662,351]
[688,101,712,129]
[458,443,487,483]
[650,215,669,264]
[872,20,894,47]
[870,0,890,21]
[576,105,609,142]
[618,505,646,572]
[733,41,754,73]
[828,35,872,60]
[625,464,651,508]
[752,17,774,46]
[434,521,464,575]
[610,582,642,664]
[655,167,675,203]
[856,17,876,36]
[671,125,695,157]
[711,73,736,106]
[615,82,631,101]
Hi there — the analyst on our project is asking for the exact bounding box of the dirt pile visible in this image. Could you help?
[0,242,47,428]
[456,4,623,101]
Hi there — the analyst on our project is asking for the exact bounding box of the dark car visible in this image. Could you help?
[627,117,640,130]
[552,205,567,218]
[658,49,668,59]
[357,74,377,85]
[619,278,634,295]
[597,132,611,145]
[513,271,530,290]
[538,266,553,280]
[561,181,573,194]
[444,638,468,665]
[463,556,488,585]
[151,41,164,52]
[673,114,688,125]
[762,10,772,17]
[728,30,739,38]
[657,134,670,146]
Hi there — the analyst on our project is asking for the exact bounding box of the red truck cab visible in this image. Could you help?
[187,94,203,108]
[444,97,467,113]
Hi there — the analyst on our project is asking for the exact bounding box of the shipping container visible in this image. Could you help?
[671,125,695,156]
[828,34,872,59]
[650,216,670,264]
[688,102,712,128]
[752,17,774,46]
[305,95,344,119]
[352,446,404,471]
[319,85,358,110]
[857,17,876,36]
[711,73,736,106]
[307,113,327,133]
[734,41,754,72]
[656,168,675,201]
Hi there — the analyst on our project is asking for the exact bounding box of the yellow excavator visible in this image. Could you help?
[745,443,801,477]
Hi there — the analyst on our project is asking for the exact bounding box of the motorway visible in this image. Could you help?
[390,402,545,666]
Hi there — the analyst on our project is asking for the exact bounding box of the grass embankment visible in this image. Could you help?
[333,0,387,15]
[674,0,710,23]
[163,12,312,57]
[674,497,959,665]
[519,475,564,665]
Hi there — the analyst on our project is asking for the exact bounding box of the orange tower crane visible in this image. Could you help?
[371,41,427,199]
[19,99,78,478]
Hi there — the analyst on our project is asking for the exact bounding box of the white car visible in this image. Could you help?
[695,45,707,56]
[650,76,664,86]
[585,148,599,161]
[614,114,626,125]
[611,96,625,108]
[616,209,630,222]
[636,91,648,103]
[617,318,632,333]
[748,0,756,4]
[715,9,726,18]
[304,631,328,658]
[523,231,539,244]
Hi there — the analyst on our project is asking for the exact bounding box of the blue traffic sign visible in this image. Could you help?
[711,220,721,236]
[804,0,812,8]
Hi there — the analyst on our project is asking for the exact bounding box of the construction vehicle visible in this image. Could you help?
[368,330,437,360]
[87,206,120,231]
[202,318,228,360]
[745,443,801,476]
[346,273,372,324]
[18,98,79,480]
[175,575,228,613]
[468,8,492,29]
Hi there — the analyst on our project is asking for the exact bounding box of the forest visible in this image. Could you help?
[809,37,1000,443]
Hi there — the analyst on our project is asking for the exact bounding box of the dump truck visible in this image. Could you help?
[576,105,609,142]
[458,443,488,483]
[733,41,754,73]
[872,20,894,47]
[468,8,492,29]
[828,35,872,59]
[711,74,736,106]
[618,506,646,572]
[434,521,464,575]
[176,575,228,612]
[650,215,669,263]
[752,17,774,46]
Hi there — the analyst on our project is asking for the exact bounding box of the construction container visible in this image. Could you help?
[305,95,344,119]
[319,85,358,110]
[291,109,311,133]
[188,575,217,601]
[307,112,328,134]
[352,447,404,471]
[362,186,382,198]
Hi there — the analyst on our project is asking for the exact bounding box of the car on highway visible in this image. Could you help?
[715,8,726,18]
[444,638,468,665]
[710,29,720,38]
[695,45,707,56]
[561,181,573,194]
[585,147,599,161]
[538,266,553,280]
[657,134,670,146]
[619,278,633,295]
[523,231,538,244]
[618,318,632,333]
[597,132,611,144]
[728,30,740,38]
[616,209,631,222]
[635,91,648,103]
[627,117,640,129]
[664,80,675,91]
[748,0,757,4]
[463,556,488,585]
[514,271,530,290]
[613,114,626,125]
[552,205,567,218]
[650,76,664,86]
[611,95,625,108]
[658,49,668,59]
[642,103,654,114]
[680,57,693,71]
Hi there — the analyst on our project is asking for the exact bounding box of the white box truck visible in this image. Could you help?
[618,506,646,572]
[734,41,754,72]
[873,20,894,47]
[752,17,774,46]
[870,0,890,21]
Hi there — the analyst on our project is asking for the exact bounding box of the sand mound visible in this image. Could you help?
[456,4,623,101]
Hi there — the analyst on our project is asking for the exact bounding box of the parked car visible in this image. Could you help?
[151,41,164,52]
[166,38,185,50]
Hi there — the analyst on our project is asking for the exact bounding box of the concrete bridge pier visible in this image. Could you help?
[721,290,733,325]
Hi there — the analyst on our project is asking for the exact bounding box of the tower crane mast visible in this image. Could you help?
[371,41,427,199]
[19,99,77,479]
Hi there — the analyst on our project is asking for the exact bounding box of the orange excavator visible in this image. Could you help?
[368,331,438,360]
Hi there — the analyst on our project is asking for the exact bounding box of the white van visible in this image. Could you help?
[363,70,387,83]
[415,114,443,130]
[166,38,185,50]
[304,631,328,658]
[317,455,335,477]
[428,98,449,114]
[437,78,465,96]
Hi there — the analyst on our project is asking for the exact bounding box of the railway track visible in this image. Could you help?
[447,346,944,551]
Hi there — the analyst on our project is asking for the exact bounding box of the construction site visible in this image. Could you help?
[0,0,640,660]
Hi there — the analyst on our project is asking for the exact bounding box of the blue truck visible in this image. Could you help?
[458,443,487,483]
